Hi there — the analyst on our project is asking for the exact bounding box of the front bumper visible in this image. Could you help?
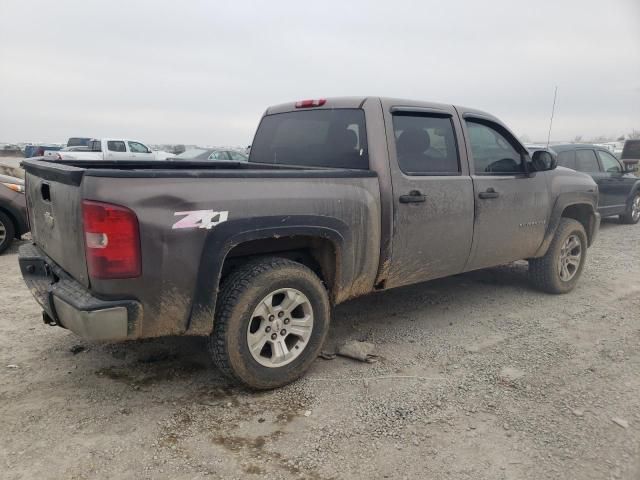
[590,212,601,246]
[18,243,142,341]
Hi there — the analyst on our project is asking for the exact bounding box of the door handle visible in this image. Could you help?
[478,188,500,199]
[399,190,426,203]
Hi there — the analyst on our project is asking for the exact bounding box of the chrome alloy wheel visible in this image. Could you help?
[246,288,314,368]
[558,234,582,282]
[0,219,6,244]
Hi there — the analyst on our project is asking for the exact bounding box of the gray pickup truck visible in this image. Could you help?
[19,97,600,389]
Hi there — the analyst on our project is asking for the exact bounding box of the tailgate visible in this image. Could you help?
[23,161,89,287]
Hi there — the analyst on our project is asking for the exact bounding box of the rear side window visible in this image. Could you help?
[107,141,126,152]
[557,151,576,169]
[575,149,600,172]
[392,114,460,175]
[250,109,368,169]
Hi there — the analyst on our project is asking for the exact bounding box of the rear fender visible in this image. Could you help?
[186,215,349,335]
[534,193,598,257]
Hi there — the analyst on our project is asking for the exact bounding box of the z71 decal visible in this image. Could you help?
[172,210,229,230]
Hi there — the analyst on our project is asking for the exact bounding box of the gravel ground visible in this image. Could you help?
[1,219,639,479]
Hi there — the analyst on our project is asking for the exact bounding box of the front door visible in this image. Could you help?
[385,107,475,289]
[596,149,632,214]
[462,118,550,271]
[128,141,155,160]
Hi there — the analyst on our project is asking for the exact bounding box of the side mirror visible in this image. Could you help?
[531,150,557,172]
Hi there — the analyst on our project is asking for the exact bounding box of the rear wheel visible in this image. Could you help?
[529,218,587,294]
[0,211,15,254]
[209,257,330,389]
[620,193,640,224]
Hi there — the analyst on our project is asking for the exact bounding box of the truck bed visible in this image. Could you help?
[21,158,382,338]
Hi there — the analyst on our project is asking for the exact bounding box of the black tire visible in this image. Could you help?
[0,211,15,255]
[529,218,587,294]
[620,192,640,225]
[209,257,330,389]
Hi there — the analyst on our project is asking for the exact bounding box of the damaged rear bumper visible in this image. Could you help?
[18,243,142,341]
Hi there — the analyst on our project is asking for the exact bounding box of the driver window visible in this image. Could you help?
[128,141,149,153]
[597,150,622,173]
[466,120,523,175]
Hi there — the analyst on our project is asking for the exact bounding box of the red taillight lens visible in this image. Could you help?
[295,98,326,108]
[82,200,141,279]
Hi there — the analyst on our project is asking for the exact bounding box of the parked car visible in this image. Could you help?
[174,148,248,161]
[0,174,28,254]
[19,96,599,389]
[55,138,172,161]
[551,144,640,224]
[24,145,63,158]
[620,140,640,170]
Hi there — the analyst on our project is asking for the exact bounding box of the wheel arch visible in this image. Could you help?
[534,195,598,257]
[186,215,349,335]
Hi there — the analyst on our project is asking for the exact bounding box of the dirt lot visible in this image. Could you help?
[1,219,639,480]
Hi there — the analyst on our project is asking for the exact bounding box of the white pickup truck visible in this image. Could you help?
[54,138,171,161]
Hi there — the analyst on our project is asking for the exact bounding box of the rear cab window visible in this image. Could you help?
[249,109,368,169]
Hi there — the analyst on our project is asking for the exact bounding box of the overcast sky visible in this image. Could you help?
[1,0,638,145]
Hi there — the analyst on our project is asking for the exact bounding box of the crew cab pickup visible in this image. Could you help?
[55,138,171,161]
[19,97,600,389]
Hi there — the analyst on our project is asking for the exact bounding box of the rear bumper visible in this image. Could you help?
[18,243,142,341]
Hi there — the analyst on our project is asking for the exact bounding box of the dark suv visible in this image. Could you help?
[552,144,640,224]
[0,174,29,253]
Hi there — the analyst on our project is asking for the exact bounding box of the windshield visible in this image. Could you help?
[249,109,368,169]
[175,148,209,159]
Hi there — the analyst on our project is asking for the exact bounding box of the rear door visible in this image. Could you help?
[105,140,129,160]
[385,106,474,288]
[596,149,632,213]
[462,116,550,271]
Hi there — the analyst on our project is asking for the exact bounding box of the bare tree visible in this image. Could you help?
[573,135,583,143]
[627,130,640,140]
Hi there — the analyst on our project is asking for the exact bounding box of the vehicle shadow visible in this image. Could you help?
[66,261,531,393]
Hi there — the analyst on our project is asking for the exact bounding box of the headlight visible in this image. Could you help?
[1,182,25,194]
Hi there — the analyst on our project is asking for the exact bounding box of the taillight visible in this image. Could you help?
[82,200,141,279]
[295,99,326,108]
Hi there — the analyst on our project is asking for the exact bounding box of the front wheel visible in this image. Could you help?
[529,218,587,294]
[0,211,16,255]
[209,257,330,389]
[620,193,640,225]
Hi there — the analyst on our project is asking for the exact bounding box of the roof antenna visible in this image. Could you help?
[546,86,558,148]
